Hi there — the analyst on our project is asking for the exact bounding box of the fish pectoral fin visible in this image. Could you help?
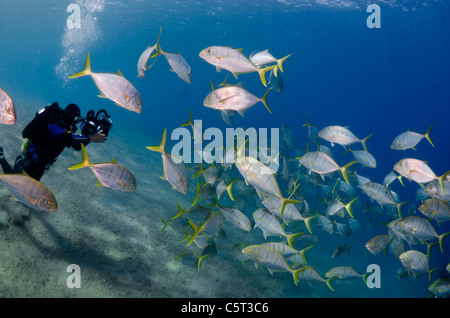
[218,94,239,104]
[121,90,130,102]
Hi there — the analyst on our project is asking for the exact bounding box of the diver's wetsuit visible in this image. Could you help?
[0,103,91,181]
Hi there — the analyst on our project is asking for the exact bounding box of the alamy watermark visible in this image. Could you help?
[367,4,381,29]
[169,120,280,174]
[67,4,81,29]
[66,264,81,288]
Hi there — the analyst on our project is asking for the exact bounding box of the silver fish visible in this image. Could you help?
[235,155,299,217]
[0,88,16,125]
[399,250,436,280]
[69,52,142,113]
[249,50,291,72]
[262,242,313,264]
[428,278,450,298]
[242,244,309,286]
[383,171,404,187]
[261,195,318,234]
[156,48,192,84]
[217,205,251,232]
[203,85,272,116]
[391,125,434,150]
[394,158,450,195]
[186,211,225,246]
[419,198,450,223]
[199,46,277,87]
[395,215,449,252]
[365,235,390,255]
[68,144,136,192]
[0,173,57,212]
[349,150,376,168]
[318,125,372,152]
[299,151,356,184]
[146,128,189,195]
[362,182,407,217]
[137,27,161,78]
[326,197,358,218]
[325,266,368,285]
[317,215,334,234]
[424,180,450,201]
[193,163,222,185]
[253,208,302,248]
[296,266,336,291]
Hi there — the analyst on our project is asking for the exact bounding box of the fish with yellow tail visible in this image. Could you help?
[391,124,434,150]
[203,85,272,116]
[152,45,192,84]
[68,144,136,192]
[199,46,277,87]
[394,158,450,195]
[242,244,310,286]
[0,172,57,212]
[146,128,189,195]
[299,151,356,184]
[249,50,292,73]
[137,26,162,78]
[69,52,142,113]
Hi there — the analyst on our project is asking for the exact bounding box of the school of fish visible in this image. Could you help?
[1,27,449,298]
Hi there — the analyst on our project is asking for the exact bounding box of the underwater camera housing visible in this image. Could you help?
[81,109,113,139]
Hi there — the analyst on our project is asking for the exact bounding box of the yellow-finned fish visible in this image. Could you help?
[146,128,189,195]
[249,50,292,72]
[0,88,16,125]
[242,244,310,286]
[365,235,390,255]
[391,124,434,150]
[299,151,356,184]
[0,172,57,211]
[203,85,272,116]
[137,27,162,79]
[394,158,450,195]
[199,46,277,87]
[399,250,436,281]
[318,125,372,152]
[362,181,408,217]
[68,144,136,192]
[153,45,192,84]
[69,52,143,113]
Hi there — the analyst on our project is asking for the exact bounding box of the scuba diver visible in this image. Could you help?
[0,102,112,181]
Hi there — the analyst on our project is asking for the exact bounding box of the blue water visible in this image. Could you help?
[0,0,449,298]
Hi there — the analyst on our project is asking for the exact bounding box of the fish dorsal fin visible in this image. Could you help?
[111,158,119,164]
[116,70,124,77]
[22,170,30,177]
[234,48,243,53]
